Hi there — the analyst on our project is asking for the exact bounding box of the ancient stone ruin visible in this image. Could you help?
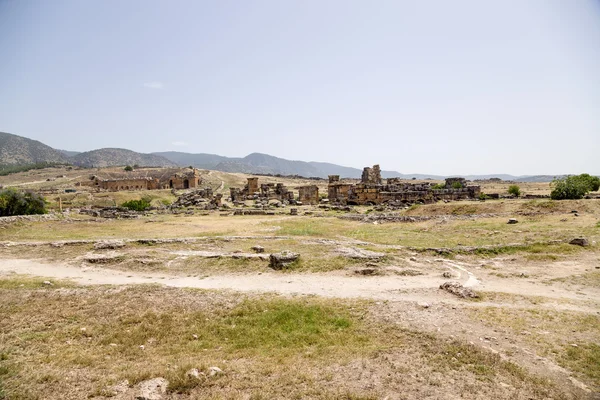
[328,165,480,205]
[171,187,223,209]
[297,185,319,205]
[79,168,202,192]
[230,177,294,203]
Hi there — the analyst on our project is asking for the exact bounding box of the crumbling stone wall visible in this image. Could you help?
[166,169,201,189]
[230,177,294,203]
[328,166,480,205]
[297,185,319,204]
[92,177,159,191]
[361,164,382,185]
[82,168,202,192]
[247,177,259,194]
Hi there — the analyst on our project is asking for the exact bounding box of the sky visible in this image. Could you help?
[0,0,599,176]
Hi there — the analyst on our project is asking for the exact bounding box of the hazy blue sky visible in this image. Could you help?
[1,0,599,175]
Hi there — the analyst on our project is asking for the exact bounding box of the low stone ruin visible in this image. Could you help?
[328,165,481,206]
[79,207,141,219]
[269,251,300,270]
[171,188,223,209]
[230,178,294,203]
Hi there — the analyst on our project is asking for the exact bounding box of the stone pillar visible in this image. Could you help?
[247,178,259,194]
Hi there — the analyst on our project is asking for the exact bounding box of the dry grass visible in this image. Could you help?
[470,307,600,391]
[0,279,573,400]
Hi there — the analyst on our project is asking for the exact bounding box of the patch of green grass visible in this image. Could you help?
[560,343,600,383]
[471,243,581,258]
[0,276,75,289]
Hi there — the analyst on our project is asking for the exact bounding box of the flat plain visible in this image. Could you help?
[0,167,599,399]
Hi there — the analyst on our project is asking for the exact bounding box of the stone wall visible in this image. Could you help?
[93,177,159,191]
[230,178,294,203]
[361,165,382,185]
[297,185,319,204]
[167,169,201,189]
[328,166,480,205]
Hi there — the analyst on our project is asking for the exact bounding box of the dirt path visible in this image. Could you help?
[0,258,597,312]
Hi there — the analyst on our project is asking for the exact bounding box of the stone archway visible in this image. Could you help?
[183,179,189,189]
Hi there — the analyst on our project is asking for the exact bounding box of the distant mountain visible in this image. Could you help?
[70,148,177,168]
[154,151,404,178]
[0,132,579,181]
[0,132,70,166]
[58,149,81,158]
[152,151,232,169]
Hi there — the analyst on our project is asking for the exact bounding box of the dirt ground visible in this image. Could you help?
[1,168,599,399]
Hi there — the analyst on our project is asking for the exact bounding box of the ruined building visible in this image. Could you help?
[328,165,480,205]
[230,178,294,203]
[81,168,202,192]
[297,185,319,204]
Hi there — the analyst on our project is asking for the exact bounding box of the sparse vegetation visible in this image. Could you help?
[0,188,46,216]
[0,162,70,176]
[508,184,521,197]
[121,197,151,211]
[124,165,134,171]
[551,174,600,200]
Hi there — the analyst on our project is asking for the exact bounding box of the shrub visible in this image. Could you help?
[550,174,598,200]
[431,183,445,190]
[478,193,490,201]
[124,165,133,172]
[451,181,463,189]
[508,185,521,197]
[0,188,47,216]
[578,174,600,192]
[121,197,151,211]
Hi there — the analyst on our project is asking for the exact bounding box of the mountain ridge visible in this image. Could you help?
[0,132,70,166]
[0,132,584,182]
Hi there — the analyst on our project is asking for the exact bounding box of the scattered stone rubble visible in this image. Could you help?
[171,188,223,209]
[79,207,141,219]
[336,247,385,260]
[230,177,295,203]
[439,282,479,299]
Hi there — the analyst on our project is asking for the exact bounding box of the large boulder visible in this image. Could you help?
[269,251,299,270]
[569,238,589,247]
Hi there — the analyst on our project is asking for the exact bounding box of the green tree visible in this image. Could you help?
[577,173,600,192]
[550,175,592,200]
[508,185,521,197]
[124,165,133,172]
[0,188,46,216]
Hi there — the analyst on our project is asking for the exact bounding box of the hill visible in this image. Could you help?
[154,151,404,178]
[0,132,70,166]
[69,148,177,168]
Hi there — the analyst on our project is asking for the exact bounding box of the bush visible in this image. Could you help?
[124,165,133,172]
[478,193,490,201]
[0,188,47,216]
[578,174,600,192]
[121,197,151,211]
[431,183,445,190]
[451,181,463,189]
[508,185,521,197]
[550,174,598,200]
